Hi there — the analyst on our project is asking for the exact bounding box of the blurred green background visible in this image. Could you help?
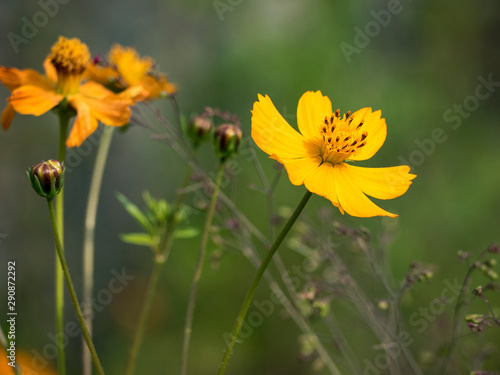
[0,0,499,374]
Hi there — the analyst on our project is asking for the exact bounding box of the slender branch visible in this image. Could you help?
[217,190,314,375]
[180,162,226,375]
[55,112,69,375]
[82,126,115,375]
[125,165,193,375]
[47,198,105,375]
[124,256,165,375]
[239,229,343,375]
[439,248,489,374]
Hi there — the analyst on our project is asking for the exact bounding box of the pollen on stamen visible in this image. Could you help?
[357,120,365,129]
[335,109,340,118]
[50,36,91,75]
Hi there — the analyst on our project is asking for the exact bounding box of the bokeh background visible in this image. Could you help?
[0,0,499,374]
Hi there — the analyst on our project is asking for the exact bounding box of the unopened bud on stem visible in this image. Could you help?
[187,115,214,148]
[28,159,65,198]
[212,124,242,162]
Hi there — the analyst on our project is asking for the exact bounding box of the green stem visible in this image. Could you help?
[125,165,192,375]
[217,190,313,375]
[55,112,69,375]
[439,250,487,375]
[124,256,165,375]
[47,198,106,375]
[180,162,226,375]
[82,126,115,375]
[159,165,192,255]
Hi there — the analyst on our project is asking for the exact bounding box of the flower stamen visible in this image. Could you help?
[319,110,369,164]
[50,36,90,95]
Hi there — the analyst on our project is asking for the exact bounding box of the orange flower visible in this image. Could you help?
[85,44,177,101]
[0,351,56,375]
[251,91,416,217]
[0,36,133,147]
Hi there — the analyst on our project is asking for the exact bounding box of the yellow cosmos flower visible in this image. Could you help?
[251,91,416,217]
[0,36,133,147]
[85,44,177,101]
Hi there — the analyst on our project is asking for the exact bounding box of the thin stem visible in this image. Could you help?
[217,190,313,375]
[82,126,115,375]
[125,165,193,375]
[439,249,488,374]
[180,162,226,375]
[159,165,192,255]
[55,112,69,375]
[241,234,342,375]
[124,256,165,375]
[47,198,105,375]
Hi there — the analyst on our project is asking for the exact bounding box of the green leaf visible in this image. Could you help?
[173,227,200,239]
[116,192,155,235]
[120,233,155,247]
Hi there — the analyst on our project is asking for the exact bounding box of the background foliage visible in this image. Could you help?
[0,0,499,374]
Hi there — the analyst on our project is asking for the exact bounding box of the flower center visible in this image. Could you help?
[319,109,368,164]
[50,36,90,95]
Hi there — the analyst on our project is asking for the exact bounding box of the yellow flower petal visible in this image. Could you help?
[333,163,398,217]
[66,98,99,148]
[73,88,131,127]
[0,66,53,91]
[282,155,323,186]
[1,103,15,130]
[304,162,341,209]
[43,57,58,85]
[251,94,319,160]
[347,108,387,161]
[297,90,332,146]
[9,85,63,116]
[84,62,119,87]
[119,85,151,102]
[78,81,116,98]
[140,74,177,98]
[342,164,416,199]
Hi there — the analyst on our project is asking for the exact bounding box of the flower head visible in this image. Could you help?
[0,36,133,147]
[50,36,90,95]
[251,91,416,217]
[85,44,177,101]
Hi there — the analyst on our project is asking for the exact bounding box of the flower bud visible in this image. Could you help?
[187,115,214,148]
[212,124,242,161]
[28,159,64,198]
